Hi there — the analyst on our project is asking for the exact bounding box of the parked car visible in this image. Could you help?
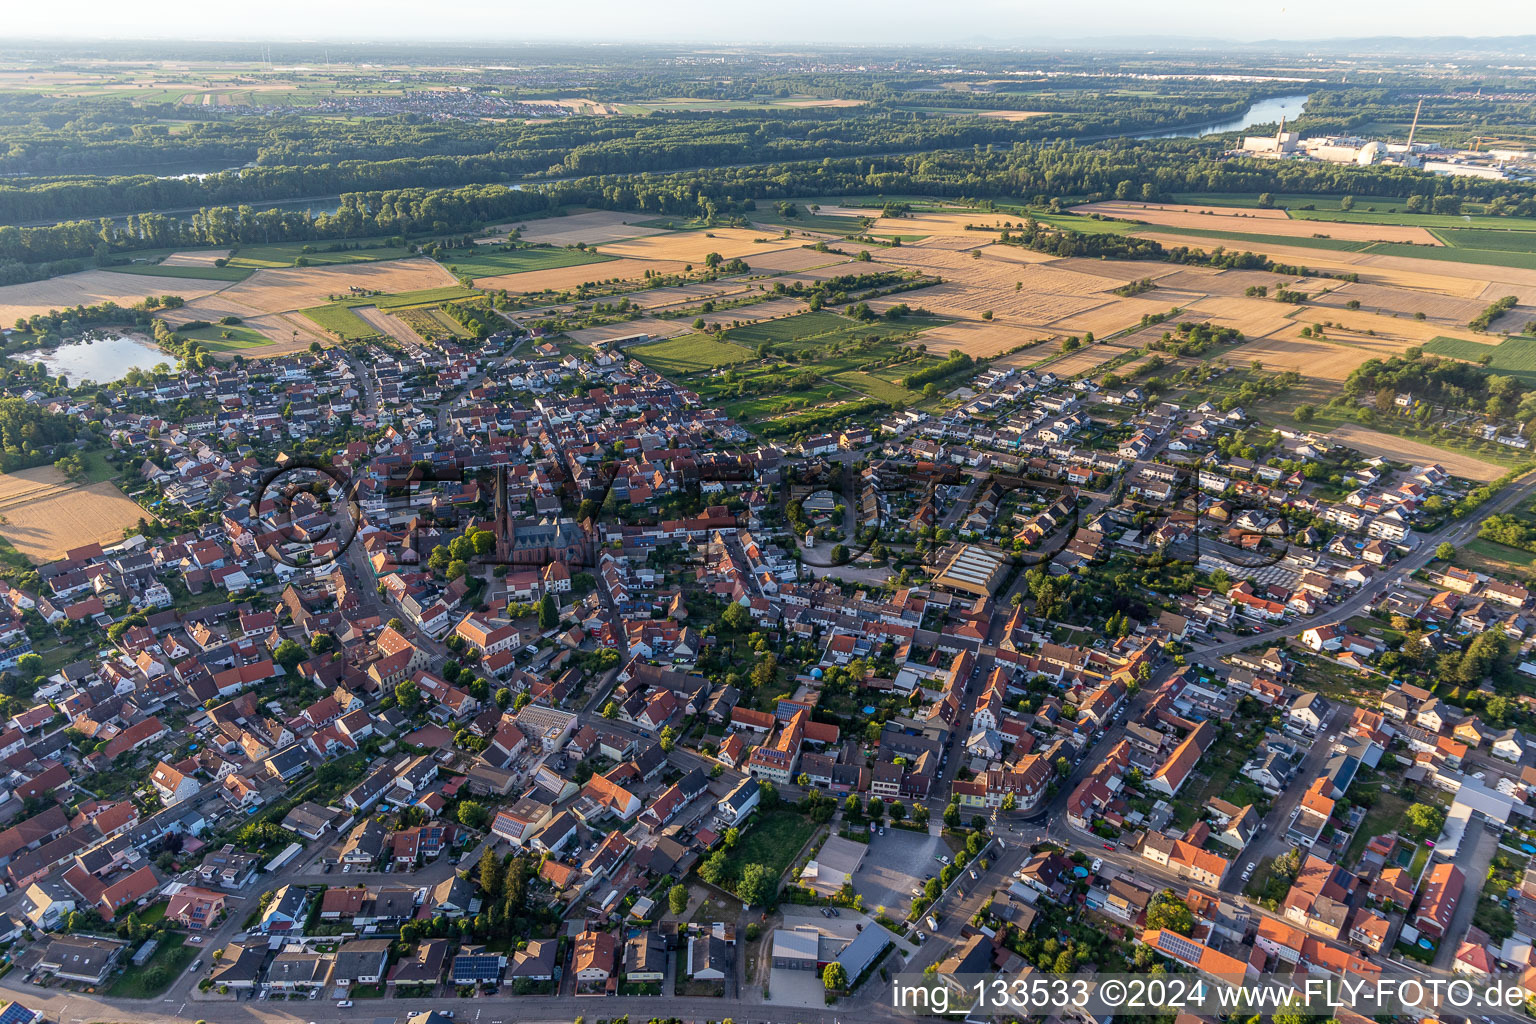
[337,1002,353,1009]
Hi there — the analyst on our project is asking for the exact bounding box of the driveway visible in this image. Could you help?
[851,828,949,917]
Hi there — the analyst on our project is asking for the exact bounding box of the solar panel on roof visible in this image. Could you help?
[1157,931,1207,964]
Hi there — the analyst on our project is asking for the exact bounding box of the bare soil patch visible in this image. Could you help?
[1327,424,1504,481]
[1305,282,1489,324]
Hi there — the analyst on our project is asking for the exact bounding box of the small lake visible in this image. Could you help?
[34,334,168,385]
[1134,93,1311,140]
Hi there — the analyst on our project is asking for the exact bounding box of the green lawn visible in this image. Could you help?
[715,806,818,893]
[102,263,252,282]
[435,245,614,280]
[302,304,382,340]
[106,932,194,998]
[178,324,271,349]
[629,334,755,374]
[1453,537,1536,580]
[1345,788,1410,866]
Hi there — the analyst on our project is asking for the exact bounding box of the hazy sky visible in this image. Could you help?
[13,0,1536,45]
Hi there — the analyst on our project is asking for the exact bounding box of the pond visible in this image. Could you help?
[34,334,168,385]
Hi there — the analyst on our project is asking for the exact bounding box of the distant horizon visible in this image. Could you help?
[8,0,1536,49]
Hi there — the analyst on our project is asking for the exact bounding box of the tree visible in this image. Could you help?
[1293,403,1315,423]
[538,593,558,630]
[724,827,740,848]
[513,692,531,712]
[668,884,689,916]
[660,725,677,752]
[890,800,907,821]
[943,802,961,828]
[1435,542,1457,561]
[457,800,490,830]
[271,639,306,671]
[495,687,512,709]
[1405,802,1446,837]
[912,803,929,826]
[823,961,848,992]
[721,601,751,632]
[601,701,618,719]
[478,846,504,899]
[738,862,777,907]
[1146,889,1195,935]
[1001,792,1017,812]
[699,849,730,886]
[394,680,422,712]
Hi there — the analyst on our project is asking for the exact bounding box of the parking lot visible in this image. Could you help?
[850,827,952,915]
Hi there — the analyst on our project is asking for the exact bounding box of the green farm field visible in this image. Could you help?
[102,262,253,282]
[436,245,614,279]
[629,334,754,374]
[345,285,482,311]
[302,303,382,339]
[1173,192,1536,229]
[1424,335,1536,382]
[228,240,413,270]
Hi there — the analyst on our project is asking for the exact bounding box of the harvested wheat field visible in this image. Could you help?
[1306,282,1490,324]
[475,258,688,293]
[868,211,1011,237]
[743,248,852,273]
[0,270,222,324]
[563,319,691,346]
[0,480,147,563]
[1180,294,1298,337]
[1358,252,1536,293]
[908,320,1039,358]
[0,466,75,510]
[1038,342,1135,377]
[1042,258,1185,285]
[908,234,990,252]
[1218,324,1427,382]
[976,109,1049,121]
[1048,297,1181,337]
[1327,424,1503,481]
[600,228,806,263]
[1082,201,1442,245]
[499,210,672,247]
[975,245,1062,266]
[160,249,232,267]
[1490,303,1536,334]
[782,260,905,281]
[214,259,457,314]
[1476,282,1536,306]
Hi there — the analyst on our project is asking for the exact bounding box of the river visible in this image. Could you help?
[1132,93,1311,140]
[32,334,167,385]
